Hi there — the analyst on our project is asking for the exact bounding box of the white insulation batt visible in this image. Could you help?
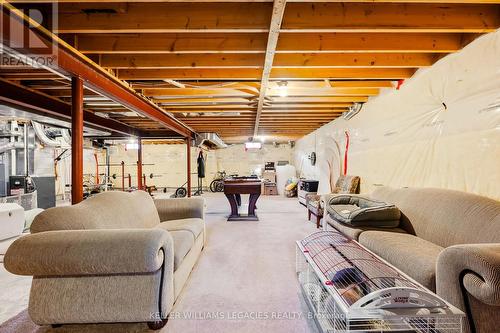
[294,30,500,200]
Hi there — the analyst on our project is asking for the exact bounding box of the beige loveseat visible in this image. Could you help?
[323,187,500,333]
[4,191,205,329]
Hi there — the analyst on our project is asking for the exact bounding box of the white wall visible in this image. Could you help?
[97,142,294,190]
[294,30,500,200]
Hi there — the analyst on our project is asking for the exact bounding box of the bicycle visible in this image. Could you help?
[210,170,227,192]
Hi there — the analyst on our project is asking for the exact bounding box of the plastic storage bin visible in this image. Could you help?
[0,203,24,241]
[296,231,464,332]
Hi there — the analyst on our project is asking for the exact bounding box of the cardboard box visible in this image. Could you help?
[262,171,276,183]
[264,183,278,195]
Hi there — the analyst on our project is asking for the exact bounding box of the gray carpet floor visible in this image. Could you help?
[0,194,320,333]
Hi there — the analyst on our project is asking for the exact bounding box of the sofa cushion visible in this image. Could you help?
[170,230,195,270]
[327,214,407,240]
[358,231,444,291]
[158,218,204,239]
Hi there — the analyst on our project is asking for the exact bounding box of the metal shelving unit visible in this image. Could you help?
[296,231,464,332]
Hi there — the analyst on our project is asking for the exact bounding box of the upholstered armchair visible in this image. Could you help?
[306,175,360,228]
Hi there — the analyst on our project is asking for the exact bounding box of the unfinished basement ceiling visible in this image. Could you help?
[2,0,499,143]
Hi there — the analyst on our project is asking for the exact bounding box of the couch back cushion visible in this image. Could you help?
[371,187,500,247]
[31,191,160,233]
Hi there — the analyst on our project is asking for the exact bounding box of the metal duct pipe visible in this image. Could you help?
[61,128,72,147]
[32,121,70,148]
[195,132,228,149]
[0,142,24,154]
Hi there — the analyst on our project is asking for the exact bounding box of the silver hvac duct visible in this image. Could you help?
[61,129,72,147]
[32,121,70,148]
[0,142,25,154]
[195,132,228,149]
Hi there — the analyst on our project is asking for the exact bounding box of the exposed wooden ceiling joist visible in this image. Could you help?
[98,53,435,69]
[3,0,498,144]
[116,68,414,80]
[281,3,500,33]
[53,3,499,33]
[55,3,272,34]
[71,32,473,54]
[10,1,500,3]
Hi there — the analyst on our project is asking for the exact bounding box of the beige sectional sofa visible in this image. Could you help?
[324,187,500,333]
[4,191,205,329]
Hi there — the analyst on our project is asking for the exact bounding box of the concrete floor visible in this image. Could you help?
[0,193,321,332]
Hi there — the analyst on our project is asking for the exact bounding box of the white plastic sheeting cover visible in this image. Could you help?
[294,30,500,200]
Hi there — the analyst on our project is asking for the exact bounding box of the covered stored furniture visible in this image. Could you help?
[4,191,205,329]
[323,186,500,333]
[306,175,360,228]
[297,231,464,333]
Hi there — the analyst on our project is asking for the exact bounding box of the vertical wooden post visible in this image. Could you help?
[187,137,191,197]
[71,76,84,204]
[137,137,143,190]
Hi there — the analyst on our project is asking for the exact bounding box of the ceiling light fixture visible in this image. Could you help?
[277,81,288,97]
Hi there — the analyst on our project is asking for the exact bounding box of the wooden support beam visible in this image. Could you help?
[141,88,254,98]
[281,3,500,33]
[71,77,84,205]
[270,81,395,88]
[162,104,352,111]
[72,33,267,54]
[117,69,262,80]
[100,54,264,69]
[270,96,369,103]
[273,53,435,68]
[56,3,272,33]
[116,68,414,80]
[270,68,415,79]
[140,86,380,97]
[98,53,434,69]
[154,97,254,104]
[277,33,467,53]
[9,1,500,3]
[253,0,287,137]
[72,32,471,54]
[53,3,499,33]
[266,87,380,96]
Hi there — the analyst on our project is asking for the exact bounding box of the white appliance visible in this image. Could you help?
[0,203,25,241]
[276,165,296,195]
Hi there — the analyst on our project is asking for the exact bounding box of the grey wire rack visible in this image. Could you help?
[296,231,464,332]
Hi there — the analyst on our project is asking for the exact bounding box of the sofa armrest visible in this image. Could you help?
[154,197,205,221]
[436,244,500,308]
[4,229,173,277]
